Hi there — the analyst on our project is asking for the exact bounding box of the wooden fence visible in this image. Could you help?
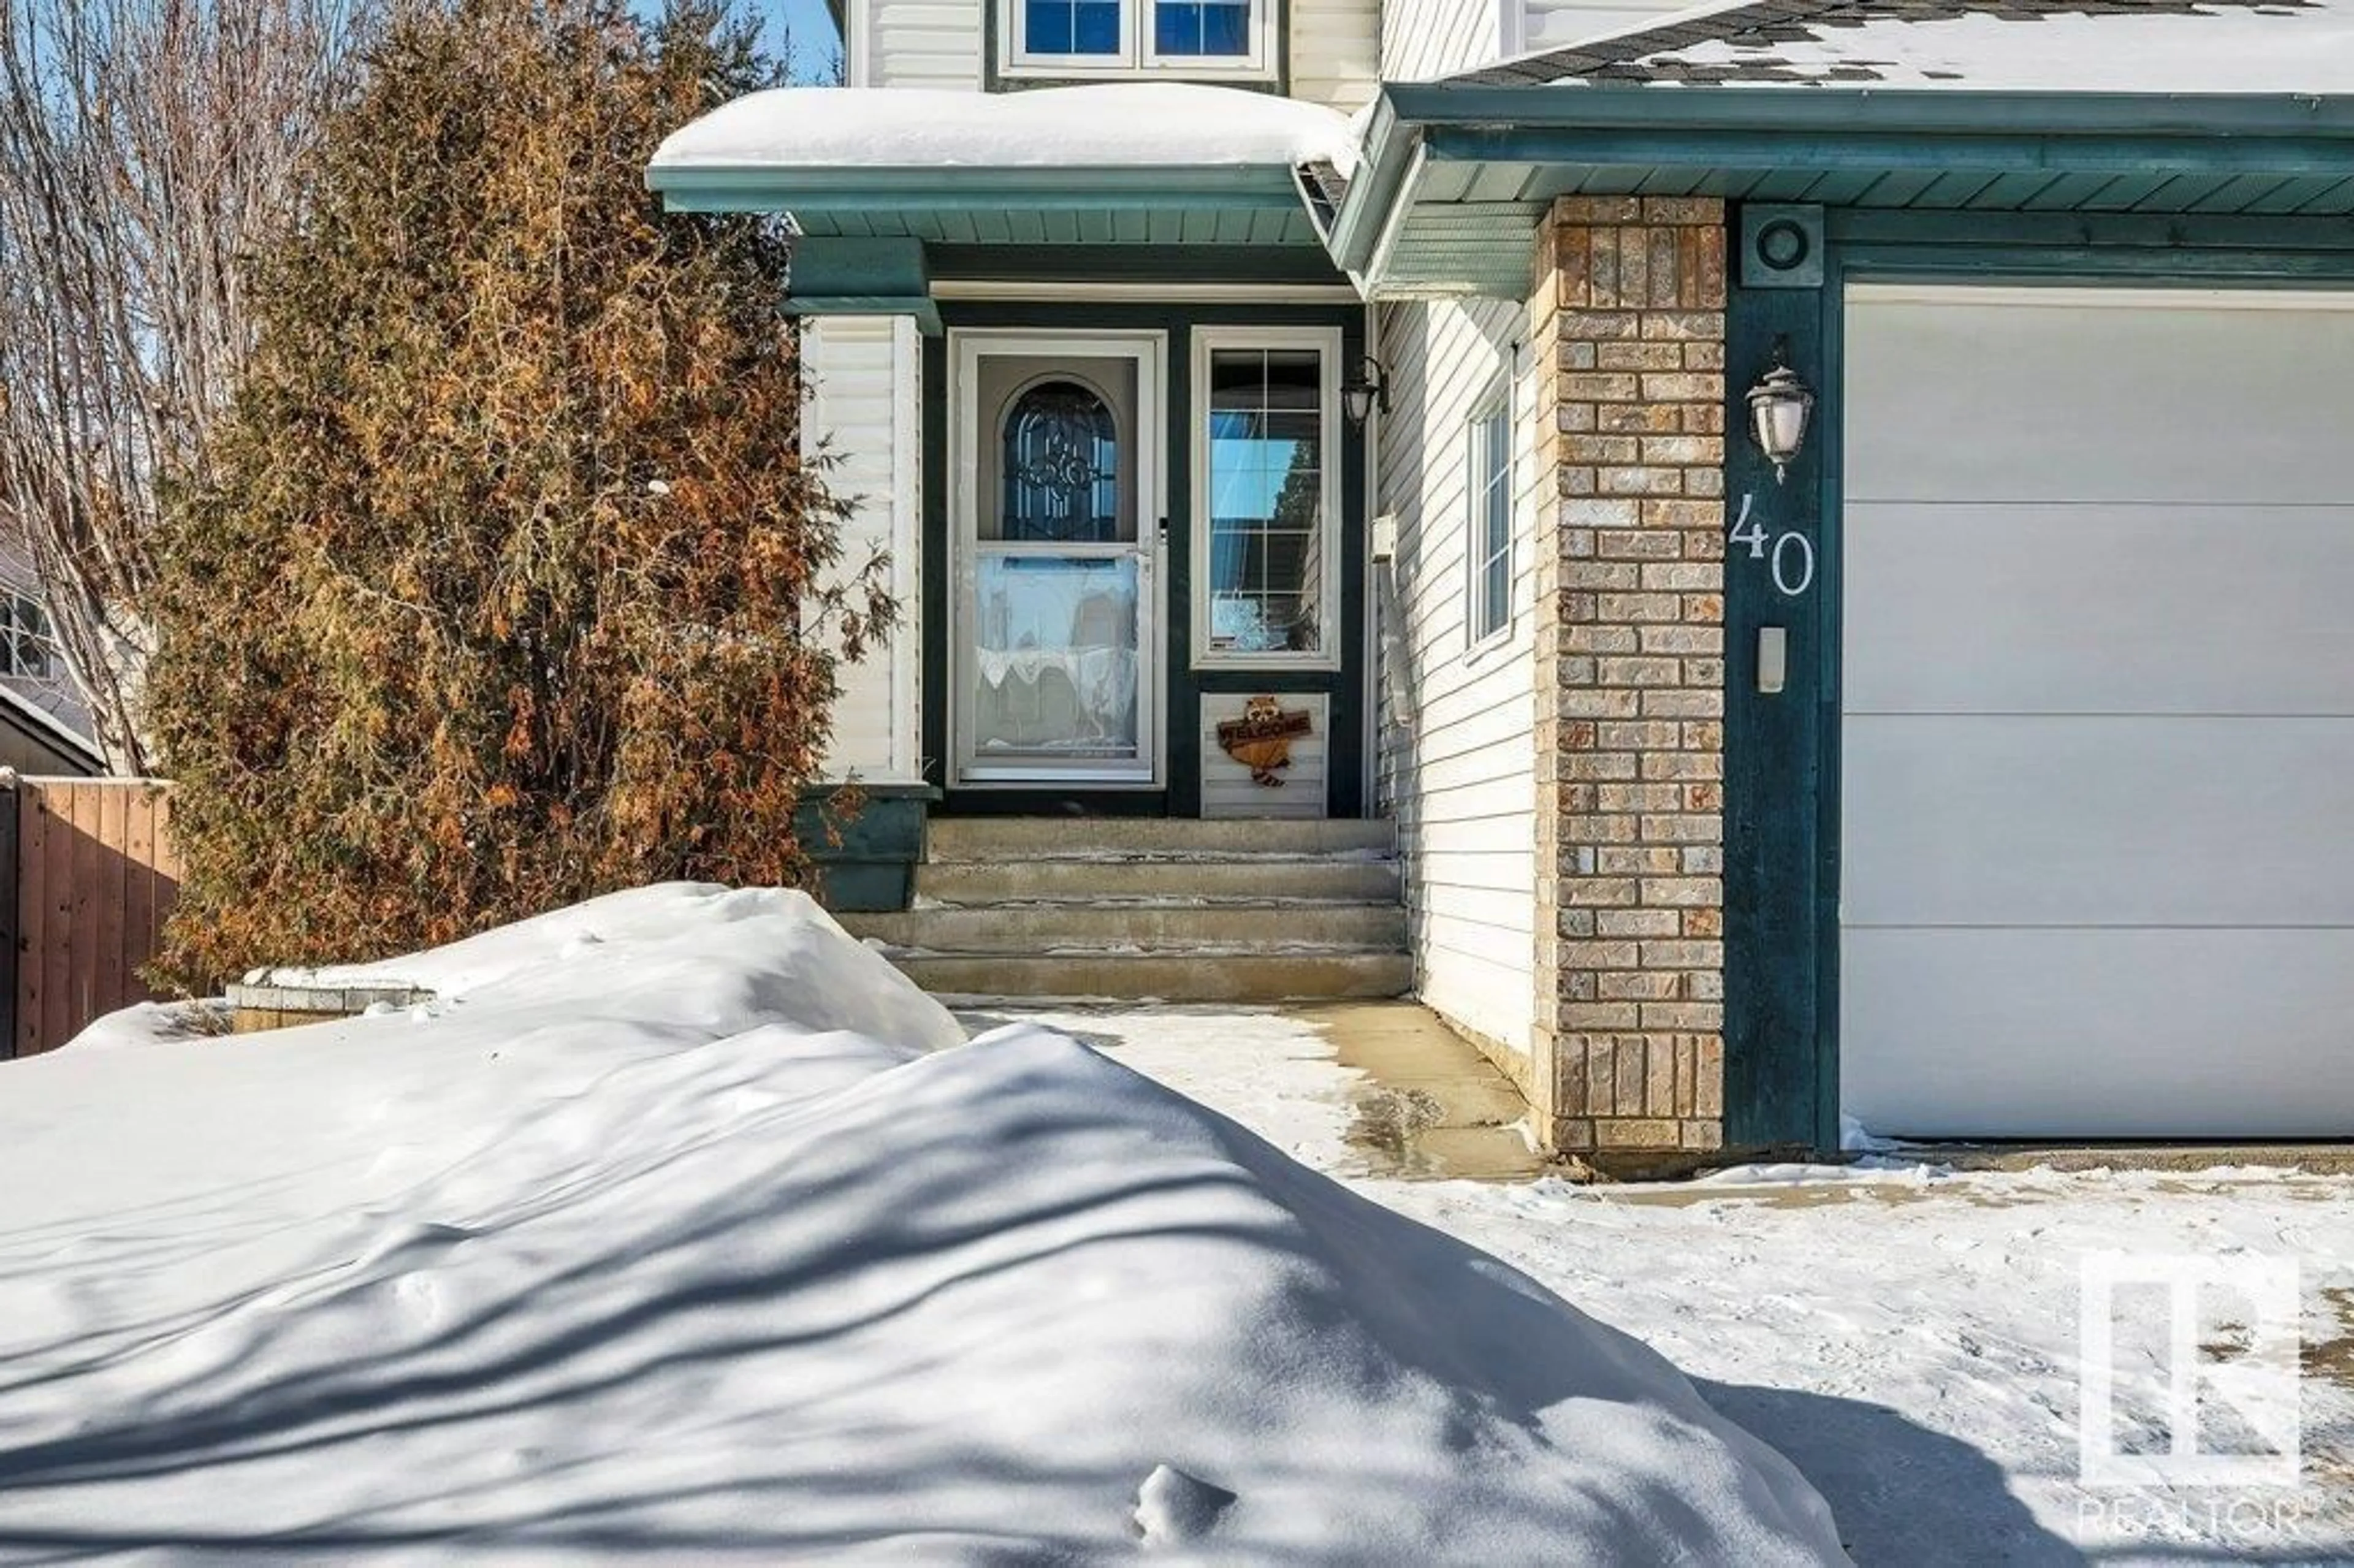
[1,777,180,1057]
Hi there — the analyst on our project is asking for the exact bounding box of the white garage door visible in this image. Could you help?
[1842,285,2354,1140]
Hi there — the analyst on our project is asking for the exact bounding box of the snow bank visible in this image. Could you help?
[650,83,1361,179]
[265,881,964,1051]
[0,886,1841,1562]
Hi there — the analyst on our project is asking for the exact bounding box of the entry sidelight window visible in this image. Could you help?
[1195,327,1340,668]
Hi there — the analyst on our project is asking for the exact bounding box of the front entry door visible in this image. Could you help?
[951,332,1162,786]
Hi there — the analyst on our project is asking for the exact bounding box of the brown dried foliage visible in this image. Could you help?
[145,0,891,989]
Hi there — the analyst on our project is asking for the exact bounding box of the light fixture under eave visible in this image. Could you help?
[1745,342,1815,485]
[1342,356,1388,427]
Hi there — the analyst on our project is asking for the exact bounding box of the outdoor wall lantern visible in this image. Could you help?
[1342,356,1390,427]
[1745,338,1815,484]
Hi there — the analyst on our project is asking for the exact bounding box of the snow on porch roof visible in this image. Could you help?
[1463,0,2354,93]
[646,84,1361,254]
[648,82,1360,186]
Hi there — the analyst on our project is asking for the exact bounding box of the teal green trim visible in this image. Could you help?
[780,238,942,333]
[1824,207,2354,284]
[1424,124,2354,180]
[926,243,1347,284]
[794,786,939,913]
[1721,276,1838,1156]
[796,208,1323,246]
[1333,82,2354,281]
[1385,84,2354,141]
[788,237,929,297]
[1324,94,1404,270]
[1827,210,2354,252]
[1811,264,1848,1162]
[1721,207,2354,1157]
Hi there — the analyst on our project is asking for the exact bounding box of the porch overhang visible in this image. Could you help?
[649,162,1325,245]
[1331,85,2354,299]
[645,82,1356,324]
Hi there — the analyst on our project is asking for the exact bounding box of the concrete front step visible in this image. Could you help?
[840,900,1408,953]
[913,857,1401,906]
[925,816,1396,862]
[886,950,1414,1004]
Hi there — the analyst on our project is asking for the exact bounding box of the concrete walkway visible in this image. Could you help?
[955,999,1548,1182]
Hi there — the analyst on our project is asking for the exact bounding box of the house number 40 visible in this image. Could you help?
[1729,493,1814,598]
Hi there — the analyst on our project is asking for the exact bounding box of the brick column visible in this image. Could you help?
[1531,196,1727,1171]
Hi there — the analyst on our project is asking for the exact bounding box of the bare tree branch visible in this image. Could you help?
[0,0,373,773]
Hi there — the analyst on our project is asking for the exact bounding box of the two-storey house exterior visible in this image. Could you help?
[653,0,2354,1168]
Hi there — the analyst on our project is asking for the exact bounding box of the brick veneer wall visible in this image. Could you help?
[1530,196,1728,1168]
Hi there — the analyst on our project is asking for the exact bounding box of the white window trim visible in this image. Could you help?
[1465,378,1514,655]
[999,0,1276,80]
[844,0,872,86]
[1189,323,1344,673]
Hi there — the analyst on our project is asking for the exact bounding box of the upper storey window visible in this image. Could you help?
[1004,0,1273,78]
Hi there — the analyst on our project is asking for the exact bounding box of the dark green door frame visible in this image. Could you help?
[1723,206,2354,1155]
[920,299,1369,820]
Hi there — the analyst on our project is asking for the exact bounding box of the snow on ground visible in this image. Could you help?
[1039,1005,2354,1567]
[0,888,1841,1564]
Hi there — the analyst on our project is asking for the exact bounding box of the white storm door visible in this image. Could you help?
[951,332,1163,786]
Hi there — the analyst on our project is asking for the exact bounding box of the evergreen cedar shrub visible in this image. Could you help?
[143,0,892,991]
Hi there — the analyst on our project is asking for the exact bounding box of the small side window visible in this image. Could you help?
[1,590,55,680]
[1466,393,1512,648]
[1151,0,1252,58]
[1021,0,1124,58]
[1003,0,1271,77]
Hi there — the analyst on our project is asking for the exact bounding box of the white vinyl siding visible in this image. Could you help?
[860,0,986,88]
[1506,0,1683,55]
[1375,299,1539,1062]
[1289,0,1378,112]
[1841,284,2354,1139]
[803,316,925,782]
[1201,692,1330,816]
[1382,0,1501,80]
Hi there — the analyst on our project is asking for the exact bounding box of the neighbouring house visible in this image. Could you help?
[0,523,99,775]
[0,527,95,758]
[648,0,2354,1165]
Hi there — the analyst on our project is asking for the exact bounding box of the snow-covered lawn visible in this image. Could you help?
[0,888,1840,1564]
[1057,1006,2354,1567]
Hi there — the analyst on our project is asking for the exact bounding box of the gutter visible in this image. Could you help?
[1327,83,2354,282]
[647,163,1310,215]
